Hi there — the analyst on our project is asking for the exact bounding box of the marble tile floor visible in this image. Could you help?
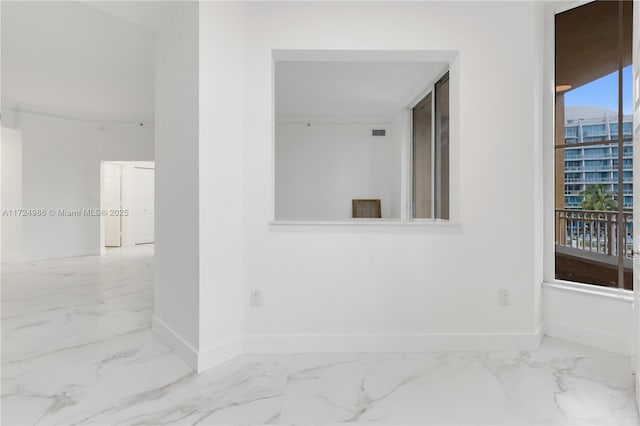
[2,245,639,425]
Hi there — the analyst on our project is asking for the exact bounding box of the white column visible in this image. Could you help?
[152,2,201,371]
[197,2,246,372]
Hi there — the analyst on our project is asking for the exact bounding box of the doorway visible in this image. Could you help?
[101,161,155,250]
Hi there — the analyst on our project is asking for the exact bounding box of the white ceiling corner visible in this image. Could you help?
[275,61,448,124]
[2,1,160,122]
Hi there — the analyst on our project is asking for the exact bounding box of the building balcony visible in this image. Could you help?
[583,155,613,159]
[555,208,633,289]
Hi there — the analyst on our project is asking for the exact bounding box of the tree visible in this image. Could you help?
[579,184,618,211]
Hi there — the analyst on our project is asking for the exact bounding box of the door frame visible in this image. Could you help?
[632,0,639,405]
[100,161,123,252]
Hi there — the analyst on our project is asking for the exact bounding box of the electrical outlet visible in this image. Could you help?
[498,289,510,306]
[250,290,262,307]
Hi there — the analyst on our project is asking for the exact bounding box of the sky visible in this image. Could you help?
[565,66,633,115]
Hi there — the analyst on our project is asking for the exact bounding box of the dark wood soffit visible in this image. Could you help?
[555,0,632,91]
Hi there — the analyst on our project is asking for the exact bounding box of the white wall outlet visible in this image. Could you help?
[498,289,510,306]
[250,290,263,307]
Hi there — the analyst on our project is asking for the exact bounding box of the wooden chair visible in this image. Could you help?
[352,199,381,218]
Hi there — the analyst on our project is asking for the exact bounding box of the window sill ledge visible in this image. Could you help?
[543,280,633,302]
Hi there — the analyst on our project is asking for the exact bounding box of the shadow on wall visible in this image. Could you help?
[1,127,24,262]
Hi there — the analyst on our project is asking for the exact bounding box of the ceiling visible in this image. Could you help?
[1,1,158,122]
[555,0,633,91]
[82,1,175,31]
[275,61,448,124]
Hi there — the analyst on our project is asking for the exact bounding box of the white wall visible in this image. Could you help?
[275,123,400,220]
[214,1,545,353]
[8,112,152,261]
[153,2,247,372]
[2,1,155,123]
[1,127,23,262]
[198,2,245,370]
[532,0,545,354]
[543,285,632,355]
[154,1,246,373]
[152,1,201,369]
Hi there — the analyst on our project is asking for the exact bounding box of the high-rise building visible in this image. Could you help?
[562,105,634,210]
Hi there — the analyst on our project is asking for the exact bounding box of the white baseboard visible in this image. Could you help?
[152,315,199,370]
[153,318,545,372]
[5,248,103,263]
[245,326,543,354]
[198,336,244,373]
[152,315,243,373]
[545,320,630,355]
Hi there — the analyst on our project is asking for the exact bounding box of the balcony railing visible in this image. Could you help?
[555,209,633,258]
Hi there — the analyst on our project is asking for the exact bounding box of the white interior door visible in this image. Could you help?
[104,163,122,247]
[134,167,154,244]
[633,0,640,408]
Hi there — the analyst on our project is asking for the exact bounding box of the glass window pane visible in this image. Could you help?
[555,144,621,288]
[555,0,633,290]
[561,70,620,145]
[434,74,449,220]
[556,0,620,147]
[412,93,432,219]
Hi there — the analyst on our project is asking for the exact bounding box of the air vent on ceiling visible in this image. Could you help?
[372,129,386,137]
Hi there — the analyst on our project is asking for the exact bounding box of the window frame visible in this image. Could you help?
[543,0,635,295]
[408,70,451,221]
[269,49,461,227]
